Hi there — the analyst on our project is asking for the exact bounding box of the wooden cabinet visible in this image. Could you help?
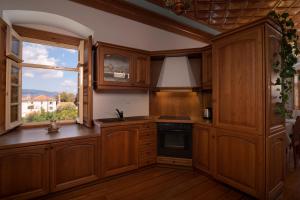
[193,124,211,174]
[0,145,49,199]
[101,126,139,177]
[50,138,99,192]
[134,54,150,88]
[213,129,264,197]
[138,123,156,167]
[212,18,285,199]
[201,48,212,90]
[95,42,150,90]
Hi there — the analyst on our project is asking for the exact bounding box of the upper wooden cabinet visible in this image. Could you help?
[101,125,139,177]
[0,145,49,199]
[50,138,99,192]
[94,42,150,90]
[201,48,212,90]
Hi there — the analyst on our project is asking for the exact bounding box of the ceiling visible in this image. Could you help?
[147,0,300,32]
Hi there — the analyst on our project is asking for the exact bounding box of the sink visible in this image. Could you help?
[95,116,149,123]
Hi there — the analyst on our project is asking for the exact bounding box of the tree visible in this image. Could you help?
[59,92,76,102]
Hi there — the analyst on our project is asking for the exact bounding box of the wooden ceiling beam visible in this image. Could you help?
[70,0,214,44]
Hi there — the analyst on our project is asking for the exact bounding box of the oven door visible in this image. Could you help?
[157,129,192,158]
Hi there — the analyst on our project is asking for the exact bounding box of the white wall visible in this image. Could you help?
[0,0,208,118]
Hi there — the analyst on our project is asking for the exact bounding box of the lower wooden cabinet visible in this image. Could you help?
[193,125,211,173]
[139,124,157,167]
[50,138,99,192]
[101,126,139,177]
[0,145,49,199]
[266,131,286,200]
[214,128,263,198]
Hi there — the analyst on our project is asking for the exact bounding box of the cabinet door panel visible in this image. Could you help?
[101,127,138,177]
[214,129,263,197]
[134,54,150,87]
[0,145,49,199]
[193,125,210,173]
[202,49,212,89]
[0,19,6,134]
[99,46,134,87]
[51,138,99,192]
[213,27,263,134]
[266,131,285,199]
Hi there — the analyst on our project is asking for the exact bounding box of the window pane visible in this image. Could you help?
[22,42,78,68]
[11,86,19,103]
[11,36,20,56]
[11,105,18,123]
[22,67,78,123]
[11,65,19,85]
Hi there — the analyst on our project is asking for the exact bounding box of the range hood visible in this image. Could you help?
[156,56,200,90]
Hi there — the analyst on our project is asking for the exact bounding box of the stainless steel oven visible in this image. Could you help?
[157,123,192,158]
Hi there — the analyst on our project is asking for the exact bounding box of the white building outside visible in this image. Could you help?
[22,95,57,117]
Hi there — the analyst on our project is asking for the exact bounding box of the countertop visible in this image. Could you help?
[0,124,99,149]
[94,116,153,128]
[94,116,213,127]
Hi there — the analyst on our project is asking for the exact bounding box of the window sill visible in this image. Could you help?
[21,120,77,129]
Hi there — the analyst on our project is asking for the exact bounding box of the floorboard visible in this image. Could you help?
[43,167,253,200]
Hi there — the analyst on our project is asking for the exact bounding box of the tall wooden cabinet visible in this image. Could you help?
[212,18,285,199]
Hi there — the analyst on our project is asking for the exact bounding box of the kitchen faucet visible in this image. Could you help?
[116,109,124,120]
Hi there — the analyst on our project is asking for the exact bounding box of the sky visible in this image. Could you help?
[22,42,78,94]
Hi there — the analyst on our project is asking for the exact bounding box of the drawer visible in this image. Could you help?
[139,158,156,167]
[139,143,156,152]
[139,149,156,158]
[140,123,156,130]
[139,129,156,137]
[139,137,156,145]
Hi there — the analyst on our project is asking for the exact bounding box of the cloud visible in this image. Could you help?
[23,43,59,66]
[23,72,34,78]
[61,79,76,87]
[65,49,77,54]
[42,70,64,78]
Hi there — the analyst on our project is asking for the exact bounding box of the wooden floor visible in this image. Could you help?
[43,166,254,200]
[282,163,300,200]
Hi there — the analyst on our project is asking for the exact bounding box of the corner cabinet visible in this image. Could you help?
[212,18,285,200]
[94,42,150,90]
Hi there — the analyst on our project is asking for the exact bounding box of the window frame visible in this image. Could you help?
[21,37,84,127]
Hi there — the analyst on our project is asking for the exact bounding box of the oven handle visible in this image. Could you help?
[159,129,187,132]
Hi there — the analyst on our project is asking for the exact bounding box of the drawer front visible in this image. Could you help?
[140,123,156,130]
[139,137,156,145]
[139,143,156,152]
[139,149,156,158]
[139,157,156,167]
[139,129,156,137]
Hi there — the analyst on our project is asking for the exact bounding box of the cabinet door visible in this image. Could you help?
[266,131,286,200]
[50,138,99,192]
[0,19,6,134]
[134,54,150,87]
[98,46,134,87]
[0,145,49,199]
[213,26,264,135]
[101,126,138,177]
[214,128,264,198]
[193,125,210,173]
[202,49,212,89]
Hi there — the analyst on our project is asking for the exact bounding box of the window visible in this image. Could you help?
[21,41,82,124]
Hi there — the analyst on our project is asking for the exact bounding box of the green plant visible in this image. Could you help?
[268,11,300,118]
